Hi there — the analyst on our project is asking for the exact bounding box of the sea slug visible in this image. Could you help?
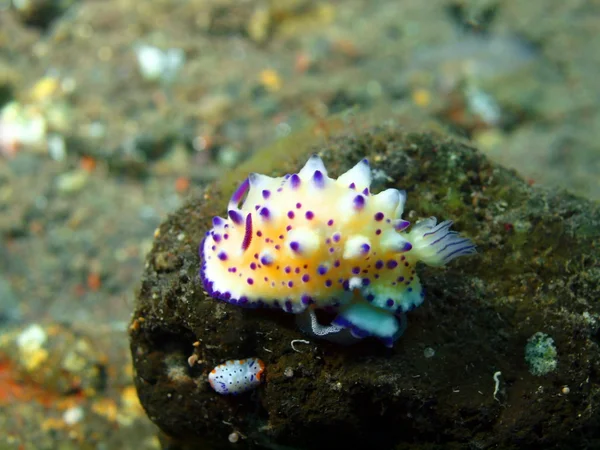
[208,358,265,395]
[199,155,476,347]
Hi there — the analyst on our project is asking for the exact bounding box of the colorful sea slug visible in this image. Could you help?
[199,155,476,347]
[208,358,265,395]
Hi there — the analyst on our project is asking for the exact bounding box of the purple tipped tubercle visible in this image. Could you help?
[228,209,243,225]
[290,174,301,189]
[229,178,250,206]
[312,170,325,188]
[353,195,365,210]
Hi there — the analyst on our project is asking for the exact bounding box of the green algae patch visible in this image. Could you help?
[129,123,600,450]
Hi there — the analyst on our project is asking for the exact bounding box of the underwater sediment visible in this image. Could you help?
[129,124,600,449]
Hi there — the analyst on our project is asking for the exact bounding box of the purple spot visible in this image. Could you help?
[334,260,341,268]
[302,274,310,283]
[375,229,381,235]
[295,267,301,274]
[257,230,263,237]
[362,187,369,195]
[397,276,405,282]
[260,255,273,265]
[349,182,356,189]
[288,211,295,219]
[305,211,314,220]
[362,278,370,286]
[408,287,413,292]
[250,262,257,270]
[387,260,398,269]
[352,266,360,275]
[296,202,302,209]
[375,260,384,270]
[288,281,294,288]
[333,233,341,242]
[386,298,394,307]
[317,265,328,275]
[290,242,300,252]
[241,213,253,251]
[275,245,281,250]
[301,295,312,305]
[247,278,254,285]
[218,251,228,261]
[213,234,222,242]
[262,189,271,199]
[374,212,384,221]
[290,174,301,189]
[228,209,243,225]
[353,195,365,210]
[325,279,332,287]
[259,207,270,219]
[327,219,334,226]
[224,234,229,240]
[284,266,291,273]
[312,170,325,187]
[286,225,292,231]
[239,296,248,304]
[212,217,224,226]
[329,248,334,253]
[361,243,371,253]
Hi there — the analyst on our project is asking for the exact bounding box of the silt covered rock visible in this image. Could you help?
[129,124,600,449]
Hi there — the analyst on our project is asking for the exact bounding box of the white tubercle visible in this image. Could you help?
[371,188,402,215]
[343,235,371,259]
[298,154,328,178]
[286,227,321,257]
[336,159,372,191]
[379,230,412,253]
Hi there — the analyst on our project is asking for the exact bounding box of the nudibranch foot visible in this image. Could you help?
[199,154,476,347]
[333,301,406,348]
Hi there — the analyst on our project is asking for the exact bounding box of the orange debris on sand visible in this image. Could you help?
[87,272,101,291]
[175,176,190,194]
[80,156,97,173]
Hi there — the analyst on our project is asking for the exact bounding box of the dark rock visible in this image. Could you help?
[129,124,600,449]
[10,0,78,29]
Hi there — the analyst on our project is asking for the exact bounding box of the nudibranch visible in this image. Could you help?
[208,358,265,395]
[199,155,476,347]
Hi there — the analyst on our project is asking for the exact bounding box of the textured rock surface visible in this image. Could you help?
[130,124,600,449]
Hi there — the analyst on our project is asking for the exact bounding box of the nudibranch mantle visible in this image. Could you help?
[199,154,476,347]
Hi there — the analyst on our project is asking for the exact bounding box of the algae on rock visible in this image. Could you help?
[129,123,600,450]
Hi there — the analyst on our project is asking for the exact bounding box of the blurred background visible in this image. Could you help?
[0,0,598,448]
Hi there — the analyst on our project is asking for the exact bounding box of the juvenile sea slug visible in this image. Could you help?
[208,358,265,395]
[199,155,476,347]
